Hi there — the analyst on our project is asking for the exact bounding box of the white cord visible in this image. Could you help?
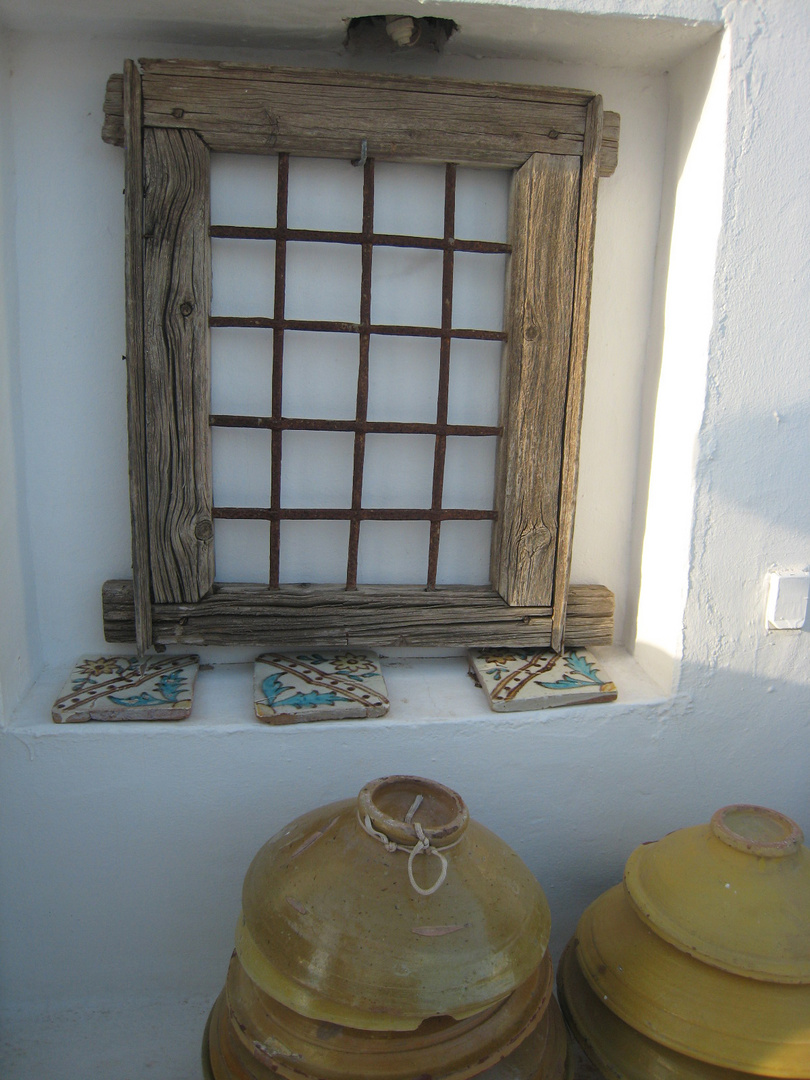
[358,812,460,896]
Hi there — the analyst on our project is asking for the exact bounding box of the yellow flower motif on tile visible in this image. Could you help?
[76,657,123,678]
[482,651,521,663]
[330,654,377,674]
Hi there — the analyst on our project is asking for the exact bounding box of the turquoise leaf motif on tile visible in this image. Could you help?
[261,672,350,711]
[535,652,603,690]
[109,669,188,707]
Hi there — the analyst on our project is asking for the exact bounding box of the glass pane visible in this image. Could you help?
[286,242,361,323]
[288,156,363,232]
[210,327,273,416]
[435,520,492,585]
[374,162,445,237]
[452,252,507,331]
[363,434,435,509]
[367,336,439,424]
[447,339,502,427]
[371,247,443,327]
[280,430,354,509]
[283,332,359,420]
[357,521,431,585]
[211,237,274,317]
[442,436,497,510]
[212,427,272,508]
[210,153,278,227]
[213,519,270,583]
[455,167,509,243]
[280,520,351,583]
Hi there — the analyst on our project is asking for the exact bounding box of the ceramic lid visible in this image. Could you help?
[204,986,570,1080]
[557,940,747,1080]
[225,950,553,1080]
[576,884,810,1078]
[237,776,551,1030]
[624,805,810,982]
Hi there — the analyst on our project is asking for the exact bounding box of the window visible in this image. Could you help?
[101,59,619,654]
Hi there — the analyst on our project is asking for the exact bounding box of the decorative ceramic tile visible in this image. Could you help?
[52,655,199,723]
[468,648,617,712]
[254,650,389,724]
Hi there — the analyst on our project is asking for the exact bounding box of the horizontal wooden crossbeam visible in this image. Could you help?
[103,61,619,176]
[102,580,614,648]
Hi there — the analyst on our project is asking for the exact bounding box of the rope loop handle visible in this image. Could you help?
[407,823,449,896]
[359,812,458,896]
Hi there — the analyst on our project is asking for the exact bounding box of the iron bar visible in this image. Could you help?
[269,153,289,587]
[346,157,375,589]
[211,223,510,255]
[210,414,501,437]
[210,315,506,342]
[213,506,497,521]
[427,164,457,589]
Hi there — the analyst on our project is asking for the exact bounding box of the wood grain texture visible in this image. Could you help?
[101,62,619,176]
[491,152,580,608]
[602,110,620,177]
[103,73,124,147]
[143,126,214,604]
[551,97,604,653]
[102,580,614,648]
[123,61,152,655]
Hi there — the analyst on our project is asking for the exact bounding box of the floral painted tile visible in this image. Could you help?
[254,650,389,724]
[468,648,617,712]
[52,655,199,723]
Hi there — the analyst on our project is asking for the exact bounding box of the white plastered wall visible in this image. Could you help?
[0,26,40,722]
[1,2,809,1078]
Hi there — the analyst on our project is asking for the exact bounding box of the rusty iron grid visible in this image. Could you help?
[212,156,502,589]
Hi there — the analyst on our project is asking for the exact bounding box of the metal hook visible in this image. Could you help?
[351,138,368,168]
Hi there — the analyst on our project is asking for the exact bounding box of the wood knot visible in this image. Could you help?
[524,324,542,342]
[195,518,214,541]
[548,129,560,139]
[172,107,185,119]
[180,301,194,317]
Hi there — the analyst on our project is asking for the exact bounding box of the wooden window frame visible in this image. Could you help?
[101,59,619,654]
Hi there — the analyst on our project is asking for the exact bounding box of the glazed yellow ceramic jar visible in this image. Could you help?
[237,776,551,1030]
[624,805,810,983]
[224,949,553,1080]
[576,884,810,1077]
[204,988,571,1080]
[557,941,749,1080]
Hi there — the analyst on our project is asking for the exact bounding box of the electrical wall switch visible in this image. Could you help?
[766,571,810,630]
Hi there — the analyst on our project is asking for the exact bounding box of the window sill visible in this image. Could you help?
[8,647,666,735]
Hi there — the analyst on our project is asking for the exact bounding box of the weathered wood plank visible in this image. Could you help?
[102,62,619,175]
[142,75,584,166]
[103,72,124,147]
[143,127,214,603]
[102,580,614,648]
[140,58,598,105]
[551,97,604,653]
[491,152,580,608]
[123,61,152,655]
[602,110,620,177]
